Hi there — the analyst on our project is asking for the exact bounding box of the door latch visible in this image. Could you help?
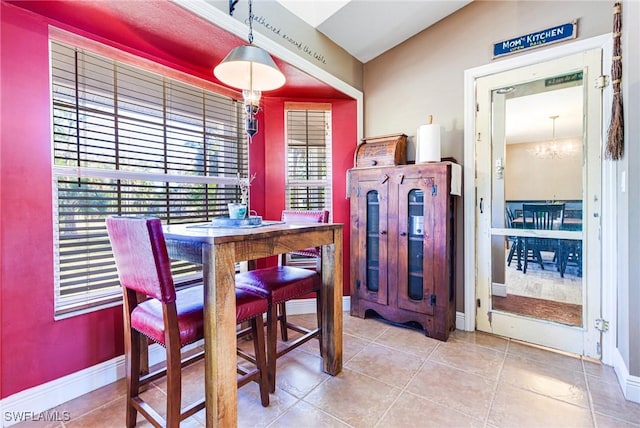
[595,318,609,332]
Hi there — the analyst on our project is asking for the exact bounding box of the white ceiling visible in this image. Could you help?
[506,86,584,144]
[277,0,472,62]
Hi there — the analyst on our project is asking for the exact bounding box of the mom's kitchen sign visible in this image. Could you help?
[493,21,577,58]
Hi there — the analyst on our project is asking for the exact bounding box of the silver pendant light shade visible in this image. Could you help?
[214,45,285,91]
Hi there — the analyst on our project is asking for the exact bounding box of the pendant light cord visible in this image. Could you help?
[248,0,254,44]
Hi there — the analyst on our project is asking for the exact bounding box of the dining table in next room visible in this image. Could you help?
[162,220,344,427]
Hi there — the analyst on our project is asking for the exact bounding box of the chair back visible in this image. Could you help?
[522,204,565,230]
[505,207,515,228]
[281,210,329,224]
[105,216,176,303]
[281,210,329,258]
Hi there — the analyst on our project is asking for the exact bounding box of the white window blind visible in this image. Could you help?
[51,40,248,316]
[285,104,332,213]
[284,104,332,268]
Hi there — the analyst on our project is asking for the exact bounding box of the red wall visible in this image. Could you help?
[262,98,355,294]
[0,3,356,398]
[0,4,126,399]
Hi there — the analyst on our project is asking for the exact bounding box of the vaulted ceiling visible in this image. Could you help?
[276,0,472,62]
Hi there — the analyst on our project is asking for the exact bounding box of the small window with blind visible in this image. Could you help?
[51,40,248,317]
[284,103,332,267]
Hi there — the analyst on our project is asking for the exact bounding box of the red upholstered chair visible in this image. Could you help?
[106,216,269,428]
[278,209,329,339]
[236,209,329,392]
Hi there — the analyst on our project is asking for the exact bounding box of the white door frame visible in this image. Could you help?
[463,34,616,364]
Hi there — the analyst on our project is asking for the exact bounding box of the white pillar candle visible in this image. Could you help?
[416,117,441,163]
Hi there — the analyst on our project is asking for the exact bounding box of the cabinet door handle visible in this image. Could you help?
[380,230,387,235]
[400,232,407,236]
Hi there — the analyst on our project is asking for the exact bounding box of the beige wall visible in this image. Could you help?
[363,0,610,311]
[505,139,582,201]
[363,1,610,162]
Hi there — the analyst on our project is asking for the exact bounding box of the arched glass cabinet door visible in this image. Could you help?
[353,175,389,308]
[397,176,435,316]
[407,189,424,300]
[365,190,380,293]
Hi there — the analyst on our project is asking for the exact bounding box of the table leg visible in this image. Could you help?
[203,242,238,427]
[321,227,343,375]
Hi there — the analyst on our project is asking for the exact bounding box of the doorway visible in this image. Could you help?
[463,36,614,360]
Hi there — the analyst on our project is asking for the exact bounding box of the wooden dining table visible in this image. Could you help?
[163,221,344,427]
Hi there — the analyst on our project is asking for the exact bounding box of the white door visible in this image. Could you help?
[475,48,603,358]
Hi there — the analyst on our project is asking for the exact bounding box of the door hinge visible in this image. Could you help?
[431,184,438,196]
[429,294,436,306]
[476,102,480,112]
[595,75,609,89]
[477,298,481,308]
[595,318,609,332]
[356,186,361,197]
[356,279,361,290]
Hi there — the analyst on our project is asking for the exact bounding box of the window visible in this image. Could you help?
[284,103,332,267]
[51,40,248,316]
[284,103,332,212]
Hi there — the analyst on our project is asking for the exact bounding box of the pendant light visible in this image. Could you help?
[214,0,285,139]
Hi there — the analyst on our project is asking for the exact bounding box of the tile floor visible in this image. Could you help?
[505,248,583,305]
[13,313,640,428]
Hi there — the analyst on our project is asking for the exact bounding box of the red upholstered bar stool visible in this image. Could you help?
[236,209,329,392]
[106,216,269,428]
[278,210,329,340]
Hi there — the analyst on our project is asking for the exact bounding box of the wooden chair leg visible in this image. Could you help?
[165,345,182,427]
[534,250,544,269]
[136,292,150,381]
[266,304,278,393]
[278,302,288,341]
[251,316,270,406]
[315,291,323,356]
[126,328,140,428]
[507,240,516,266]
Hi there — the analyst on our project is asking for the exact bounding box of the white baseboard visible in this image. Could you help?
[0,341,194,426]
[456,311,467,331]
[0,298,471,425]
[1,352,126,426]
[612,347,640,404]
[491,283,507,297]
[284,295,351,315]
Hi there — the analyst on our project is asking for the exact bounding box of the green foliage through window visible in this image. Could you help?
[51,41,248,314]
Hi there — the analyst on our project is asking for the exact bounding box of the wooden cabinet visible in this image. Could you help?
[348,162,457,341]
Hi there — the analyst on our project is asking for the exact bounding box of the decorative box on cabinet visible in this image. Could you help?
[354,133,407,168]
[348,162,458,341]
